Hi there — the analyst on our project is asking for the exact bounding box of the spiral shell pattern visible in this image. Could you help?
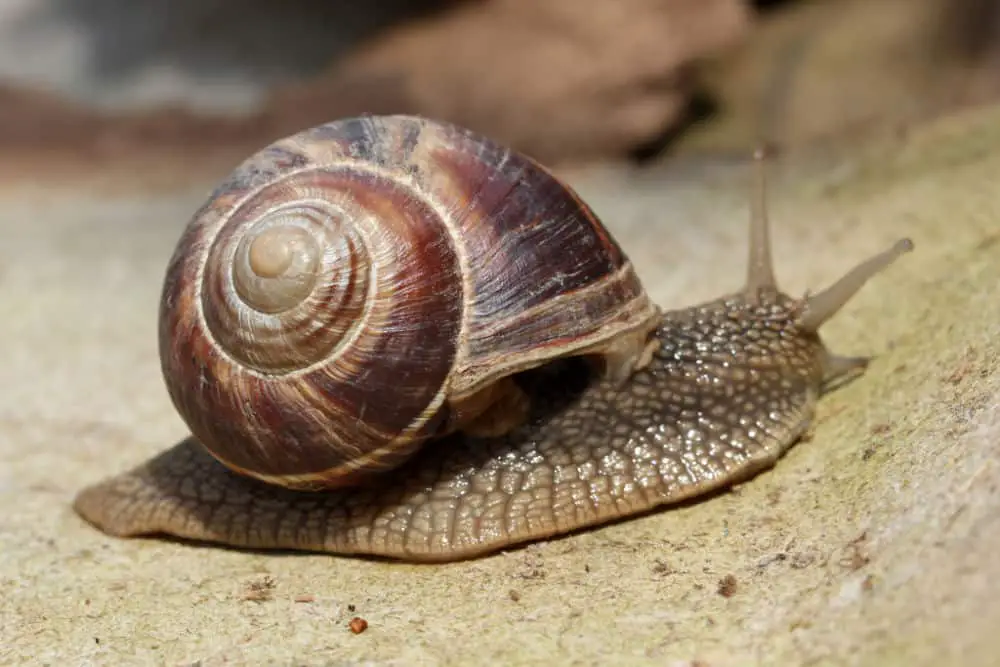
[159,115,658,489]
[206,197,369,373]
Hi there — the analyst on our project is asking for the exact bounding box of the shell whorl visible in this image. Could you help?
[161,123,467,489]
[160,115,659,490]
[206,195,371,374]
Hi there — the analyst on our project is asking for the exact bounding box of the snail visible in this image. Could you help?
[72,115,913,563]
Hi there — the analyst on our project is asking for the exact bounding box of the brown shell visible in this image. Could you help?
[159,114,659,490]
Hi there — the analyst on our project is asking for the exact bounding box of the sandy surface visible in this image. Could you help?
[2,102,999,665]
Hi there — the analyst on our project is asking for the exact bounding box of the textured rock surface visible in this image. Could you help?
[3,0,1000,663]
[2,101,998,664]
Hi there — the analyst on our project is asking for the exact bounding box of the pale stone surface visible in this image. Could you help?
[1,102,998,665]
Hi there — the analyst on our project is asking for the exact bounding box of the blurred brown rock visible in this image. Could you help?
[264,0,752,164]
[672,0,1000,159]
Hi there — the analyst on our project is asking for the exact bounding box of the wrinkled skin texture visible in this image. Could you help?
[73,290,854,562]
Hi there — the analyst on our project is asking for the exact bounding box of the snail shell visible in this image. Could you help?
[160,115,661,491]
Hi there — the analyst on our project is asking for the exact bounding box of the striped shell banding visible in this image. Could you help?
[158,115,662,490]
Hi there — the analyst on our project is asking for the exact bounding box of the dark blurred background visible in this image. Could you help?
[1,0,999,168]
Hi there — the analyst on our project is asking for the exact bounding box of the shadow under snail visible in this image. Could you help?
[72,115,913,563]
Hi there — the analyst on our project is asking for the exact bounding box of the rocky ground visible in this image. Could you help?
[1,0,998,665]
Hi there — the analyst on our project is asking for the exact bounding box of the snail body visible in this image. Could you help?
[73,116,913,562]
